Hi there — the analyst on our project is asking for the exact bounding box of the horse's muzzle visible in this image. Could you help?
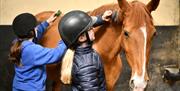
[129,79,148,91]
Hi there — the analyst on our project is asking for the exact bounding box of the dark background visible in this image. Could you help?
[0,26,179,91]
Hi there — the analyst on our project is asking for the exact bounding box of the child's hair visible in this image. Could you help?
[60,49,75,84]
[9,31,35,66]
[8,39,23,66]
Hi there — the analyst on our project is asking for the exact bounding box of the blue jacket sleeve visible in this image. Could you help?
[33,40,67,66]
[35,21,49,40]
[93,15,105,27]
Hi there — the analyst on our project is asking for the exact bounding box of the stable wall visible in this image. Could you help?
[0,0,179,25]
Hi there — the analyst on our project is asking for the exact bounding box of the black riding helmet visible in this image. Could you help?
[58,10,97,48]
[12,13,37,38]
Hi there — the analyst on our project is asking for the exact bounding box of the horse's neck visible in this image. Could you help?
[89,4,123,60]
[38,15,62,48]
[93,25,122,60]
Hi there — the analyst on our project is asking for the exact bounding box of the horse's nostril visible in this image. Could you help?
[129,80,134,89]
[147,79,150,82]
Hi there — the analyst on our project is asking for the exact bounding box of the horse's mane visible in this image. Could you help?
[89,3,123,26]
[128,1,153,29]
[89,1,153,30]
[90,3,120,15]
[35,11,55,23]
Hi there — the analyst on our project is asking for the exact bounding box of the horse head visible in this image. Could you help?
[118,0,160,90]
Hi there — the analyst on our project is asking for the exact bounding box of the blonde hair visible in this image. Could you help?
[60,49,75,84]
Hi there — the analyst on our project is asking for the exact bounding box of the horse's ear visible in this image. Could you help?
[117,0,130,11]
[146,0,160,13]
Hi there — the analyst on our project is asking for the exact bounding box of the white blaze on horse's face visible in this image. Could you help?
[130,24,148,91]
[122,23,149,91]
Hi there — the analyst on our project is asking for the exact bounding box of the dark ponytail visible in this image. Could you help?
[9,30,35,66]
[8,39,23,66]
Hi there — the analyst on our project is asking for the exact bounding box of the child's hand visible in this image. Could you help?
[46,10,60,24]
[102,10,113,22]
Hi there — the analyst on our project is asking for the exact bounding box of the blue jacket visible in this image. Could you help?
[13,21,67,91]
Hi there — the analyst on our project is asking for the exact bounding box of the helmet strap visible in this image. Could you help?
[85,31,93,45]
[75,31,93,48]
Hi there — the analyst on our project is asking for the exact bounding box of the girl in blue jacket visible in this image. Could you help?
[9,12,67,91]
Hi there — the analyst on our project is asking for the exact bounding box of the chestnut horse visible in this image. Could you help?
[35,0,160,91]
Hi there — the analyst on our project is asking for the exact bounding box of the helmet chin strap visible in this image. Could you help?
[85,31,93,45]
[75,31,93,48]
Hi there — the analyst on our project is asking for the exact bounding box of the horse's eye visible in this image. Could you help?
[124,31,129,37]
[153,31,158,36]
